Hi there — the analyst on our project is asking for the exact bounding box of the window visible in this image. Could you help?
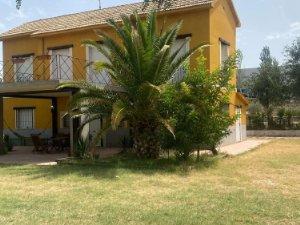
[220,39,230,67]
[171,37,190,82]
[13,56,33,82]
[87,46,110,85]
[15,108,34,129]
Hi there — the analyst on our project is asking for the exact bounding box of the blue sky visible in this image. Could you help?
[0,0,300,68]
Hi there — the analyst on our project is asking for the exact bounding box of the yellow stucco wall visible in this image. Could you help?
[2,0,247,129]
[209,0,247,124]
[3,98,52,129]
[57,96,69,129]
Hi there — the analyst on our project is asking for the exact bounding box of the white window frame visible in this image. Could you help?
[219,39,230,67]
[15,108,35,130]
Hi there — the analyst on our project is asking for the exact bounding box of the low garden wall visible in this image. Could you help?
[247,130,300,137]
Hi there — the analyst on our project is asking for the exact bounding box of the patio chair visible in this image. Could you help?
[31,135,52,153]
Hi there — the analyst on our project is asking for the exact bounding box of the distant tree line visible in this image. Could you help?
[245,37,300,129]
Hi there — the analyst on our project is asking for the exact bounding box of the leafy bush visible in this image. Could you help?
[74,138,89,159]
[285,109,293,128]
[0,144,8,155]
[248,113,266,130]
[248,107,300,130]
[159,53,238,160]
[0,135,13,155]
[4,135,13,152]
[276,108,286,129]
[121,136,134,152]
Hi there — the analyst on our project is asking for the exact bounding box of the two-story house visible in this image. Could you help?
[0,0,248,153]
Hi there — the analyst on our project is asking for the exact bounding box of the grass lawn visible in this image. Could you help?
[0,138,299,225]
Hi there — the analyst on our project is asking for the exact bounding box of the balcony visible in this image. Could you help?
[0,54,186,96]
[0,54,112,86]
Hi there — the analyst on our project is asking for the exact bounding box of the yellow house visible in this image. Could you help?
[0,0,248,152]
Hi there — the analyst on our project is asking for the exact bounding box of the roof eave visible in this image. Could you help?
[237,92,249,106]
[1,3,213,40]
[226,0,241,27]
[0,31,34,41]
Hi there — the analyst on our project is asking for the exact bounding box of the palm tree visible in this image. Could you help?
[59,11,202,159]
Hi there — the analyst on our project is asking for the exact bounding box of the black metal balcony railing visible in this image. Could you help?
[0,54,186,86]
[0,55,112,86]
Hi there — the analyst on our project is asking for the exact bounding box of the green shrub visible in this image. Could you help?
[248,113,266,130]
[0,145,8,155]
[277,108,286,129]
[285,109,293,128]
[74,138,89,159]
[159,53,238,160]
[0,135,13,155]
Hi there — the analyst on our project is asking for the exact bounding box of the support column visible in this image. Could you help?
[69,91,80,157]
[0,97,3,150]
[69,119,74,157]
[51,97,58,138]
[69,93,74,157]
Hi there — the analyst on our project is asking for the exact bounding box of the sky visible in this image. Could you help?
[0,0,300,68]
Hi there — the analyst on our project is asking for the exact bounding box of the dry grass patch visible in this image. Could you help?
[0,138,299,225]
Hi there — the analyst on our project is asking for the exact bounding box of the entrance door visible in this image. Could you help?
[51,48,72,80]
[236,107,242,142]
[87,46,110,85]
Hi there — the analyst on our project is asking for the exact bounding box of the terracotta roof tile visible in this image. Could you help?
[0,0,213,39]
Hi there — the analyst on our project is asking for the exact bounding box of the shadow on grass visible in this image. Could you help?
[0,153,221,180]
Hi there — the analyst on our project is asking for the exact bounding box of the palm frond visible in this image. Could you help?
[169,44,209,77]
[111,100,126,130]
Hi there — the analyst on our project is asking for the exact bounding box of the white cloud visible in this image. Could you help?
[265,21,300,41]
[33,7,47,17]
[5,9,28,22]
[290,22,300,32]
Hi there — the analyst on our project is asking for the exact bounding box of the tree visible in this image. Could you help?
[284,38,300,99]
[16,0,21,9]
[143,0,175,9]
[159,53,237,160]
[249,47,288,127]
[59,11,201,159]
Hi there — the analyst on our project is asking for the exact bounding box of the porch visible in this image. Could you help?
[0,86,78,156]
[0,146,67,165]
[0,54,128,155]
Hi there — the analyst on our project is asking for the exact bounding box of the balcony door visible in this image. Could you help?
[50,48,73,81]
[87,46,110,85]
[13,56,33,82]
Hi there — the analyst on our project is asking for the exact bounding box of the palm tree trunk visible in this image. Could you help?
[132,123,161,159]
